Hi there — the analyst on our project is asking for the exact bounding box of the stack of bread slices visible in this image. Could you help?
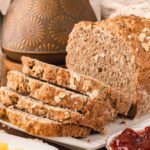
[0,56,132,137]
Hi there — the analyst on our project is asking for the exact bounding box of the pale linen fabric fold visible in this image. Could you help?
[110,1,150,18]
[100,0,150,19]
[89,0,101,21]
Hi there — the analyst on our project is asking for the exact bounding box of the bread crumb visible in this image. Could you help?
[146,36,150,40]
[136,48,139,52]
[143,28,150,32]
[70,78,74,85]
[85,138,90,143]
[69,85,77,90]
[94,55,99,62]
[100,53,105,58]
[120,120,126,125]
[71,94,79,99]
[58,92,66,99]
[92,90,99,98]
[128,35,132,39]
[138,33,146,42]
[72,72,80,82]
[0,130,6,133]
[83,80,91,91]
[54,96,61,103]
[142,43,149,51]
[31,103,37,108]
[2,124,6,128]
[64,111,69,115]
[31,138,44,144]
[74,102,78,105]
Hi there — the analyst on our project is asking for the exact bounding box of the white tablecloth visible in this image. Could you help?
[100,0,150,19]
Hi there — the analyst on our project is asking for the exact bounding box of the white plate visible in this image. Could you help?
[0,131,58,150]
[1,114,150,150]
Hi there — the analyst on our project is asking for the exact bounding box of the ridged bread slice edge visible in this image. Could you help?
[21,56,131,115]
[0,104,91,137]
[0,86,107,133]
[7,71,118,121]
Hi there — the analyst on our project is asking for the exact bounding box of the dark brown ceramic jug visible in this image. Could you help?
[2,0,97,64]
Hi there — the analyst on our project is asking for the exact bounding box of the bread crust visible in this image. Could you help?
[21,56,130,115]
[0,105,91,137]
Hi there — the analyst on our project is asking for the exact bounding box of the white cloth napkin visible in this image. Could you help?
[100,0,150,19]
[110,2,150,18]
[89,0,101,21]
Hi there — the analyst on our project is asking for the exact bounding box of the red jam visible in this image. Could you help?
[110,127,150,150]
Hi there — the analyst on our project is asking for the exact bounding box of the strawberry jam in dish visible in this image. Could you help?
[110,127,150,150]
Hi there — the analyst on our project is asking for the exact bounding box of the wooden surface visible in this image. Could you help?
[0,14,106,150]
[4,54,22,71]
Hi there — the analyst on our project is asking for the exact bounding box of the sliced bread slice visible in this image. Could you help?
[0,86,108,132]
[0,104,91,137]
[21,56,131,115]
[7,71,118,120]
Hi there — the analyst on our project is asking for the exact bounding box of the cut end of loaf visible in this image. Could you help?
[66,16,139,100]
[66,16,150,117]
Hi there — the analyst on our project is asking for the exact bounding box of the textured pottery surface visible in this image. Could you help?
[2,0,96,53]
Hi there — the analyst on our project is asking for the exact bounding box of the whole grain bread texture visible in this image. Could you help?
[66,16,150,118]
[7,71,117,121]
[0,86,108,132]
[0,105,91,137]
[21,56,131,116]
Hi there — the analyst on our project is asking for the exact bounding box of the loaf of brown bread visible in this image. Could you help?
[7,71,118,121]
[66,16,150,117]
[21,56,131,116]
[0,105,91,137]
[0,86,108,132]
